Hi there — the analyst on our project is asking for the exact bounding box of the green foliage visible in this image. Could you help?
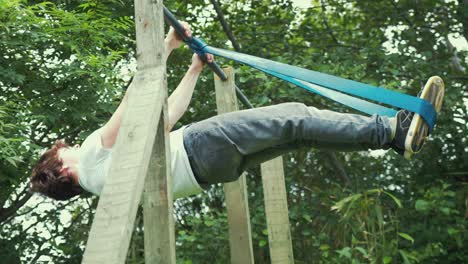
[330,189,403,263]
[176,211,230,263]
[0,0,132,262]
[0,105,24,167]
[0,0,466,263]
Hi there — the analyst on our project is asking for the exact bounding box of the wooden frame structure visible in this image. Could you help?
[82,1,293,263]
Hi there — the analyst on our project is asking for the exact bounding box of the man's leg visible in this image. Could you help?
[183,102,394,185]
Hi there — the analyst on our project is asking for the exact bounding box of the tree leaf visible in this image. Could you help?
[415,199,430,213]
[398,232,415,244]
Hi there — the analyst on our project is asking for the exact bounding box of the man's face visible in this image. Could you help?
[57,144,81,184]
[57,144,81,166]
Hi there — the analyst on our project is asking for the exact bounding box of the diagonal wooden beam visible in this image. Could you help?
[82,0,174,263]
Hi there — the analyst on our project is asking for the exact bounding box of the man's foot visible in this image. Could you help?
[391,76,445,159]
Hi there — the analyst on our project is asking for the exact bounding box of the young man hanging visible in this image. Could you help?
[29,24,445,201]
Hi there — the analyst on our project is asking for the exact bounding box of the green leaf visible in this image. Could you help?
[398,232,415,244]
[399,250,411,264]
[415,199,430,212]
[383,256,392,264]
[331,193,362,212]
[302,213,312,222]
[383,191,402,208]
[375,204,384,227]
[447,227,459,236]
[336,247,352,259]
[439,207,450,215]
[355,246,368,257]
[319,244,330,251]
[204,220,214,227]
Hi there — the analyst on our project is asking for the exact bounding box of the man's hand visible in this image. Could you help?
[165,22,191,52]
[190,53,214,72]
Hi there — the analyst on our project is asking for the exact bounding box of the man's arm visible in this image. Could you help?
[100,24,191,149]
[167,53,212,131]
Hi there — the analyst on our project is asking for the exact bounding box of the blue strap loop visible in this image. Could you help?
[187,38,208,57]
[185,37,437,132]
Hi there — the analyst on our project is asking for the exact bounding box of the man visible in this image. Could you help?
[29,24,445,201]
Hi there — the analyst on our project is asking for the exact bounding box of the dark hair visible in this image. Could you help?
[29,140,83,200]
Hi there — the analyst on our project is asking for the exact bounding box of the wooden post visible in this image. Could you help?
[82,0,175,263]
[214,67,254,264]
[143,97,176,264]
[261,156,294,263]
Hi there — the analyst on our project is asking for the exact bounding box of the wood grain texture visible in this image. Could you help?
[214,68,254,264]
[261,156,294,264]
[134,0,165,70]
[82,0,175,263]
[82,68,166,264]
[143,97,176,264]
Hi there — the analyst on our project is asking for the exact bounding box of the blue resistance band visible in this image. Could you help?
[187,37,437,131]
[263,69,398,117]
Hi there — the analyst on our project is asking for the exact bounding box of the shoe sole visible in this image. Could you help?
[404,76,445,159]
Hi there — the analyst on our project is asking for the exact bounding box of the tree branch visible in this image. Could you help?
[388,0,415,28]
[446,36,466,74]
[460,0,468,41]
[323,151,351,186]
[320,0,340,45]
[209,0,242,52]
[0,190,33,223]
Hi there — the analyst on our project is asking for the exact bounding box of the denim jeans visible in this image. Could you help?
[183,102,394,185]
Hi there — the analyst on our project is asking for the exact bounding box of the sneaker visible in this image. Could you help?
[391,76,445,159]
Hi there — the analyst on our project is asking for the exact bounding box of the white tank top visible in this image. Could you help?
[78,127,202,199]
